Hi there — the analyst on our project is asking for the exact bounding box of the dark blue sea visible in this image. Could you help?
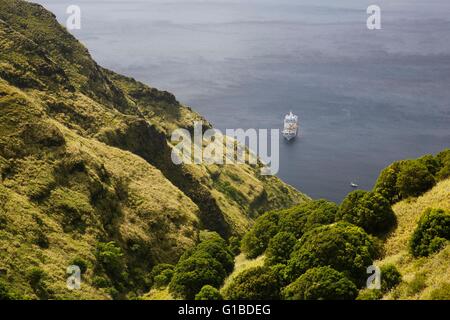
[35,0,450,202]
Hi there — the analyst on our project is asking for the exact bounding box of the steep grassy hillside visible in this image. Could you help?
[0,0,307,299]
[379,178,450,300]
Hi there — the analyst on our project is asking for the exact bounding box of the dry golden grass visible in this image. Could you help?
[220,254,265,294]
[143,287,174,300]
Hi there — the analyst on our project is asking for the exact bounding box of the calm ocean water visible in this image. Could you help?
[34,0,450,202]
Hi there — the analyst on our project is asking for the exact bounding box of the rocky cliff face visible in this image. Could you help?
[0,0,308,299]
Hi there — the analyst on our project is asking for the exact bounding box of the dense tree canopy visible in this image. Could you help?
[336,190,396,235]
[265,232,297,266]
[241,211,281,259]
[435,149,450,180]
[278,200,338,238]
[410,208,450,257]
[241,200,338,259]
[169,232,234,299]
[396,161,435,198]
[285,222,377,285]
[283,266,358,300]
[374,154,444,204]
[192,240,234,274]
[169,255,226,299]
[195,285,223,300]
[223,266,281,300]
[149,264,174,288]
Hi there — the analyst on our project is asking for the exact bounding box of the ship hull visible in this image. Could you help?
[282,131,297,140]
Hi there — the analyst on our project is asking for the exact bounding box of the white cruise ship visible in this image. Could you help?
[282,111,299,140]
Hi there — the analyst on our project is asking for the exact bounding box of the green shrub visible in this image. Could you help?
[169,232,234,299]
[96,241,126,281]
[154,269,174,288]
[283,266,358,300]
[169,255,226,299]
[285,222,376,285]
[179,233,234,275]
[436,149,450,181]
[265,232,297,266]
[193,240,234,274]
[108,287,121,300]
[195,285,223,300]
[356,288,383,300]
[149,264,174,288]
[27,267,49,299]
[418,154,440,176]
[396,161,435,198]
[34,230,49,249]
[302,199,339,231]
[223,266,281,300]
[92,276,111,288]
[269,263,289,287]
[241,211,281,259]
[336,190,396,235]
[69,257,89,274]
[380,264,402,293]
[27,267,45,288]
[410,208,450,257]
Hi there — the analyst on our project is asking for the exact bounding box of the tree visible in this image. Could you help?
[283,266,358,300]
[241,211,281,259]
[278,200,338,239]
[285,222,377,285]
[223,266,281,300]
[410,208,450,257]
[179,232,234,275]
[195,285,223,300]
[436,149,450,181]
[149,264,174,288]
[418,154,440,176]
[241,200,338,259]
[373,161,404,204]
[396,161,435,198]
[336,190,396,235]
[265,232,297,266]
[193,240,234,274]
[169,255,226,299]
[302,199,339,232]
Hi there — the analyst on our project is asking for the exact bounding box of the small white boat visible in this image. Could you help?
[282,111,299,141]
[350,182,359,188]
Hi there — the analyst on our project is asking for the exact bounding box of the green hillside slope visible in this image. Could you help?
[0,0,307,299]
[379,178,450,300]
